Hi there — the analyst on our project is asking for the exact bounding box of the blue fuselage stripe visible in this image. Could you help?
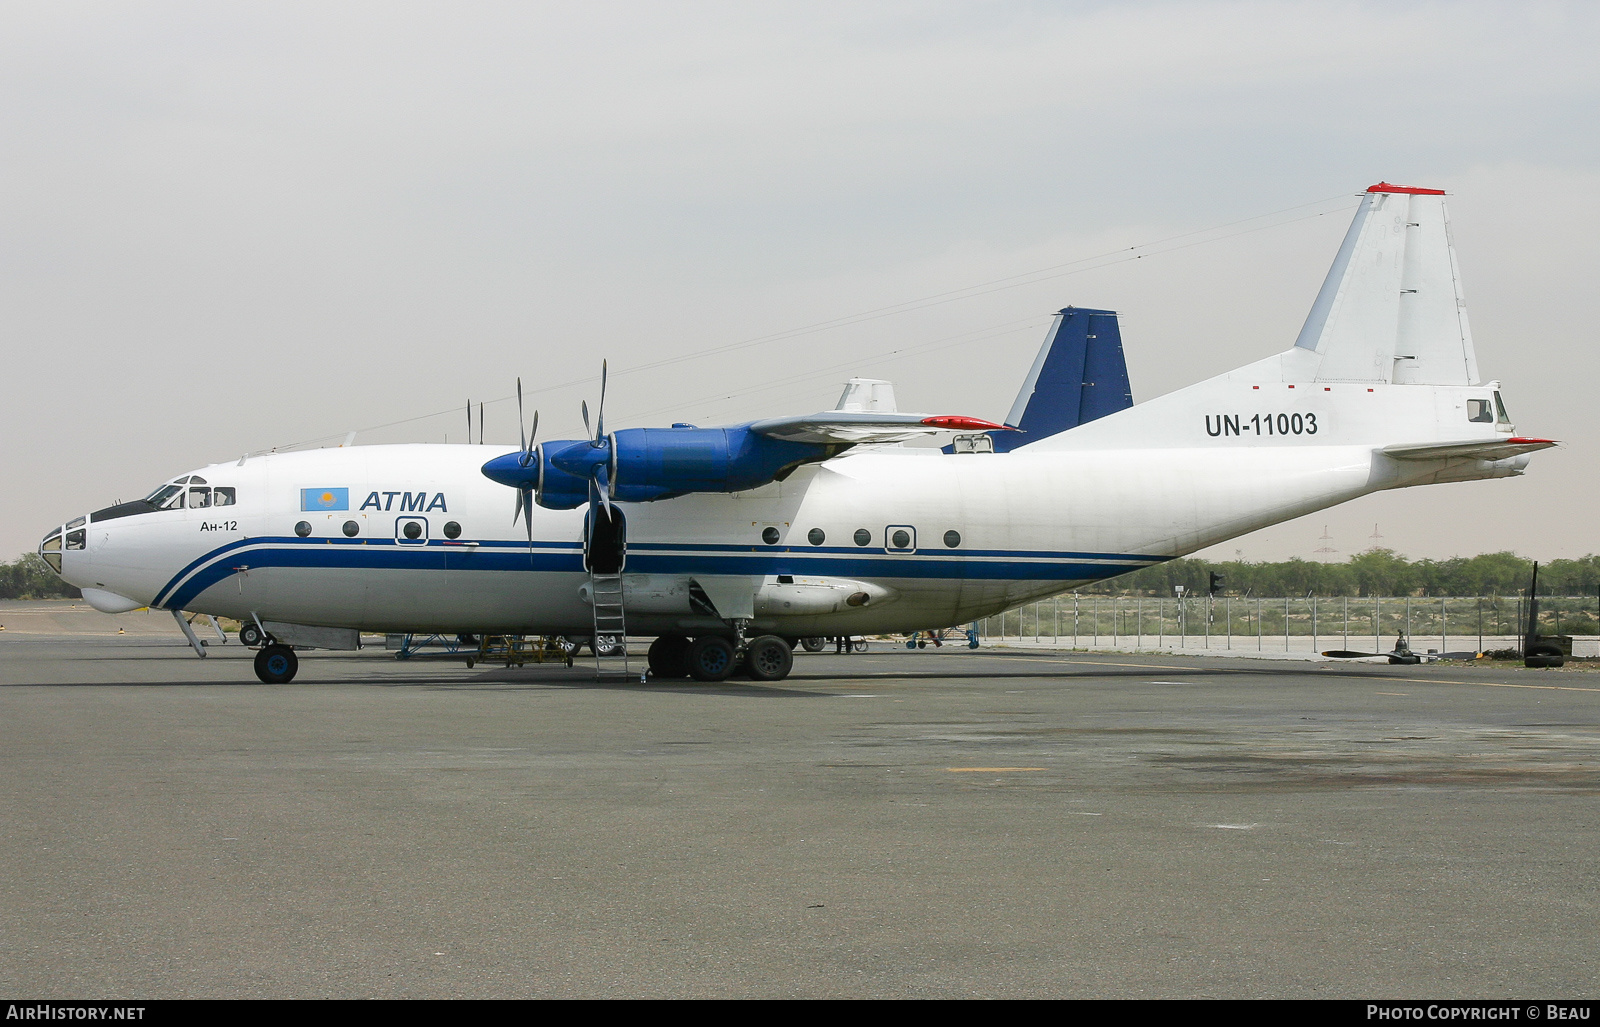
[156,537,1168,610]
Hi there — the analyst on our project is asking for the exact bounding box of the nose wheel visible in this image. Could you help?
[254,644,298,684]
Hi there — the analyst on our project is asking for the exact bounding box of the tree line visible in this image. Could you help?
[1077,550,1600,598]
[0,553,82,600]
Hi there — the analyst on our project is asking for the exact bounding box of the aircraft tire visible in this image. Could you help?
[687,636,735,682]
[647,635,692,678]
[744,635,793,681]
[254,644,298,684]
[553,636,582,656]
[239,623,266,648]
[799,637,826,653]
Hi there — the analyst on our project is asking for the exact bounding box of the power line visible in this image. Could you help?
[273,193,1357,451]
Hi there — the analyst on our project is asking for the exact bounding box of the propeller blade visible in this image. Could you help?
[479,401,484,445]
[466,400,472,446]
[521,487,534,545]
[517,378,527,454]
[513,486,524,525]
[596,359,607,441]
[581,399,590,439]
[521,410,539,467]
[595,463,613,519]
[1321,650,1383,659]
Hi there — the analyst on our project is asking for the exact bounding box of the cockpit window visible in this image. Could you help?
[39,532,62,573]
[1467,398,1494,423]
[137,478,233,512]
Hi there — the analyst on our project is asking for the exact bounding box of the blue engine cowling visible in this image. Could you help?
[481,425,838,510]
[611,426,832,501]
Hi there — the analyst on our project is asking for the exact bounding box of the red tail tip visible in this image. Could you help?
[1367,182,1446,195]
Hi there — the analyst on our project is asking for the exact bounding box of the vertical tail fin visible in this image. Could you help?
[1293,183,1479,386]
[993,306,1133,452]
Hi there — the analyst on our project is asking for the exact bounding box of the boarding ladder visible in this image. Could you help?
[588,570,632,678]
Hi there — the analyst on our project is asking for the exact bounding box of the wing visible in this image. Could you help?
[747,412,1013,445]
[1382,437,1558,461]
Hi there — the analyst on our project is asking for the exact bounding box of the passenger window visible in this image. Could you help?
[188,487,211,509]
[396,516,427,545]
[885,525,917,553]
[213,488,236,507]
[1467,399,1493,423]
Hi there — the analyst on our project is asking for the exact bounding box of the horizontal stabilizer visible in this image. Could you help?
[1382,437,1557,461]
[750,411,1010,445]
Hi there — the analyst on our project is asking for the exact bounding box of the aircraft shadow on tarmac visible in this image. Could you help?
[6,644,1506,691]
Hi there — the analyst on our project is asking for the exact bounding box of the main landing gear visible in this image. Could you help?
[253,643,299,684]
[646,634,795,682]
[239,623,299,683]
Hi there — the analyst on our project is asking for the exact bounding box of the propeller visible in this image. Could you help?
[1321,632,1478,663]
[582,360,614,519]
[510,378,539,544]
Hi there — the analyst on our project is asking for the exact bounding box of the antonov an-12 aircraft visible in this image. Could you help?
[39,183,1554,684]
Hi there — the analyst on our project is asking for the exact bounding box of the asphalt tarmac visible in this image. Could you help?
[2,619,1598,998]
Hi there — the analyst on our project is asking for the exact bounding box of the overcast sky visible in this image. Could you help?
[4,1,1597,565]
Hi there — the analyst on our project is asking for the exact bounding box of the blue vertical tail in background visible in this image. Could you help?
[990,306,1133,453]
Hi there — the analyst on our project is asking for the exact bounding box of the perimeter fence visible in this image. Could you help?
[975,595,1600,656]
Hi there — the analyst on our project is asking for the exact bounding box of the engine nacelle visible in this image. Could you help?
[607,426,834,501]
[483,424,839,509]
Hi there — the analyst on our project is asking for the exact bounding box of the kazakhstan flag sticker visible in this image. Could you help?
[300,488,350,511]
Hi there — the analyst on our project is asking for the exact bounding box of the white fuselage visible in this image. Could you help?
[46,183,1541,644]
[50,376,1527,638]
